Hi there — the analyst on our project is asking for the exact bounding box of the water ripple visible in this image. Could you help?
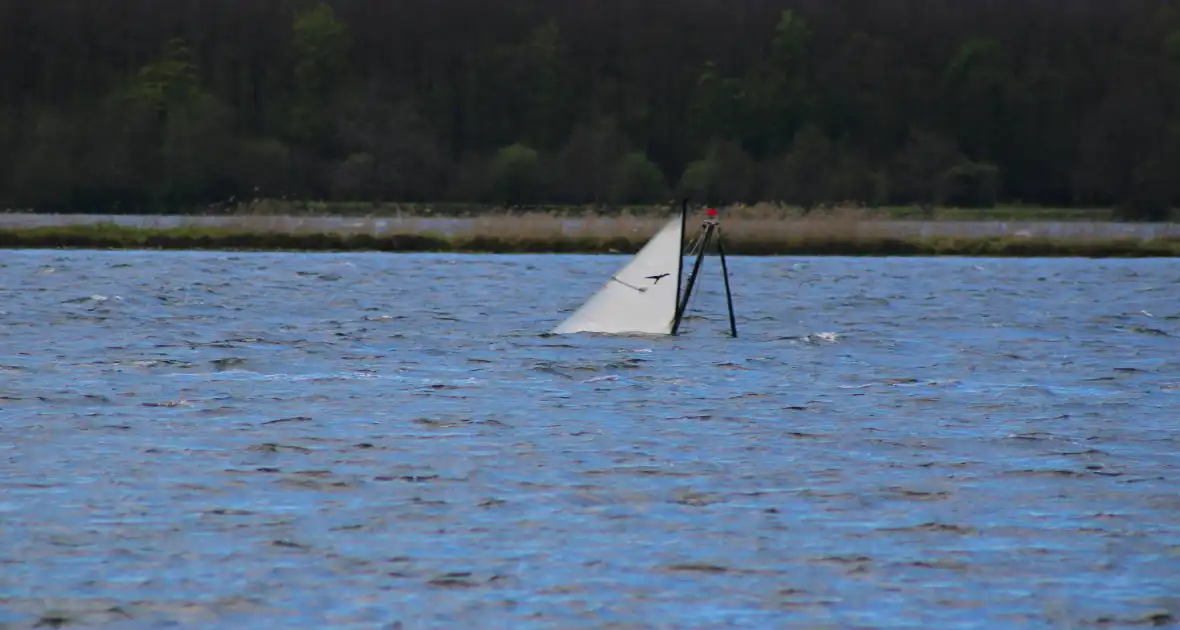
[1,251,1178,629]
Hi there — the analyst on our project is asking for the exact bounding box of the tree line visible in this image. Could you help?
[2,0,1180,219]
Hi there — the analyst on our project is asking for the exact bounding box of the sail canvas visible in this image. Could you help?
[551,216,684,335]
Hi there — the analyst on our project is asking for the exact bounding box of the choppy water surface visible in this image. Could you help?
[1,250,1178,629]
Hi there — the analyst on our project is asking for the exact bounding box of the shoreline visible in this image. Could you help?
[2,223,1177,257]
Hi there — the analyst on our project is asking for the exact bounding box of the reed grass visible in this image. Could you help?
[2,212,1178,257]
[132,204,1178,239]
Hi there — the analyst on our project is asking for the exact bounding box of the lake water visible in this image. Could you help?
[1,250,1178,629]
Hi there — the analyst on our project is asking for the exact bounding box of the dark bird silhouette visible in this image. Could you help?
[646,273,670,284]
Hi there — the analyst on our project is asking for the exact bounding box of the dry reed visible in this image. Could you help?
[1,203,1177,256]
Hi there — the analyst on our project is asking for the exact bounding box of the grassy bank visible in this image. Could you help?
[2,220,1178,257]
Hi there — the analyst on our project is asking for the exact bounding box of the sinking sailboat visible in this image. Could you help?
[551,201,737,337]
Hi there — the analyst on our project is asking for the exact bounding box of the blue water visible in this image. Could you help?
[1,250,1179,629]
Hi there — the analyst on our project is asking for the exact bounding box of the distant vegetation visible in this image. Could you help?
[2,0,1180,219]
[3,226,1176,258]
[3,211,1178,257]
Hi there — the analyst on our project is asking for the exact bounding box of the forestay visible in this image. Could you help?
[551,216,683,335]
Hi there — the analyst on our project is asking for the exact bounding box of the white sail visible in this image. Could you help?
[552,216,683,335]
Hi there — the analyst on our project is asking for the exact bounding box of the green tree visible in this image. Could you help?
[331,152,377,200]
[489,143,543,205]
[517,21,574,151]
[552,117,629,203]
[943,37,1012,161]
[154,97,239,207]
[333,95,447,201]
[5,0,1180,213]
[689,61,742,147]
[611,153,667,204]
[739,10,813,157]
[113,38,241,210]
[769,124,836,211]
[815,33,909,160]
[941,161,1001,209]
[121,38,202,119]
[890,128,965,214]
[1117,123,1180,220]
[289,2,350,148]
[678,138,756,204]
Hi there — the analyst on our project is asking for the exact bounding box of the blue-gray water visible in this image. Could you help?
[1,250,1178,629]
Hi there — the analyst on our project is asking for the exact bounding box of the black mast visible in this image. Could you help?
[673,198,687,332]
[670,205,738,337]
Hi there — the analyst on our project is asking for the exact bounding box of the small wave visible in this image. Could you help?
[772,331,842,344]
[166,370,485,387]
[62,294,120,304]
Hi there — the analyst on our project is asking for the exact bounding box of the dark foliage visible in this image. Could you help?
[2,0,1180,219]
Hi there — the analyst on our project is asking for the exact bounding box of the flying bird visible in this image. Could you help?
[646,273,670,284]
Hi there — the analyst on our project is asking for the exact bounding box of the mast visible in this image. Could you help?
[674,198,687,333]
[671,206,738,337]
[716,224,738,338]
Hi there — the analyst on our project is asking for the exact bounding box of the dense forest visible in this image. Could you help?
[2,0,1180,218]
